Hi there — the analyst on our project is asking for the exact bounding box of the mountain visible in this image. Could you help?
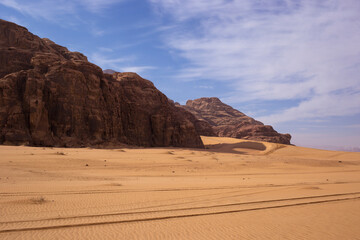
[103,69,116,74]
[0,19,203,148]
[181,97,291,144]
[174,102,217,137]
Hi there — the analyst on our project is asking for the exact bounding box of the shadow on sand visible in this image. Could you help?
[204,141,267,155]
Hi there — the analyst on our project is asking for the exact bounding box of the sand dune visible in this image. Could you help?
[0,136,359,239]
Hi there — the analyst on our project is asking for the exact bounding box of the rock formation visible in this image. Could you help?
[103,69,116,74]
[0,19,203,148]
[175,103,216,137]
[181,97,291,144]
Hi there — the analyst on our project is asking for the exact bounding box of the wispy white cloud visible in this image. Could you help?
[1,0,75,21]
[90,28,106,36]
[78,0,125,13]
[1,15,24,26]
[196,85,214,89]
[259,91,360,123]
[149,0,360,124]
[90,52,130,69]
[0,0,125,21]
[121,66,157,73]
[89,52,156,74]
[98,47,114,53]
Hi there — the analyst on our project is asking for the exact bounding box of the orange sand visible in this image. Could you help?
[0,136,359,239]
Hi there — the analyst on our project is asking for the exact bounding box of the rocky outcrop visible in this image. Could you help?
[0,19,204,148]
[103,69,116,74]
[182,97,291,144]
[174,103,216,137]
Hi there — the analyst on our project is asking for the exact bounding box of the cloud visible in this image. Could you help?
[90,28,106,37]
[1,15,24,26]
[89,52,155,74]
[259,90,360,123]
[98,47,114,53]
[196,85,214,89]
[121,66,157,73]
[149,0,360,124]
[0,0,125,21]
[78,0,125,13]
[90,52,130,69]
[1,0,74,21]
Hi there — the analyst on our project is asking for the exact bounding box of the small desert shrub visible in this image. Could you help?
[30,196,47,204]
[110,183,123,187]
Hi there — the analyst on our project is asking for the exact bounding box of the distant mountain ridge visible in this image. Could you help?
[181,97,291,144]
[303,145,360,152]
[103,69,116,74]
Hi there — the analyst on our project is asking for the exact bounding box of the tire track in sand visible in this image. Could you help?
[1,192,359,233]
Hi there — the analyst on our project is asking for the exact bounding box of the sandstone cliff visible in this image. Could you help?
[182,97,291,144]
[0,19,203,148]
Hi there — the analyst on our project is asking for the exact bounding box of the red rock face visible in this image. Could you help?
[0,19,203,148]
[174,103,216,137]
[182,97,292,144]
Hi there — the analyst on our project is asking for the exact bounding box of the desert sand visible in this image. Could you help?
[0,136,360,239]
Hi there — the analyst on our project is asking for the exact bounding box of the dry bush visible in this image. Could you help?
[30,196,47,204]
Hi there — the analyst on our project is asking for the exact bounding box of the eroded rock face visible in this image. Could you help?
[0,19,203,148]
[174,103,216,137]
[182,97,291,144]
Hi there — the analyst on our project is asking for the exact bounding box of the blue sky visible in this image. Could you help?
[1,0,360,150]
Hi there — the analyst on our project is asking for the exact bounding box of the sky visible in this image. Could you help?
[1,0,360,151]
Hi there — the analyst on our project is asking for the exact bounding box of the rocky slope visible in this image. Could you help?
[175,103,216,137]
[0,19,203,148]
[181,97,291,144]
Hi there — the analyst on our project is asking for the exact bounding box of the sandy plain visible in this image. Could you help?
[0,136,359,239]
